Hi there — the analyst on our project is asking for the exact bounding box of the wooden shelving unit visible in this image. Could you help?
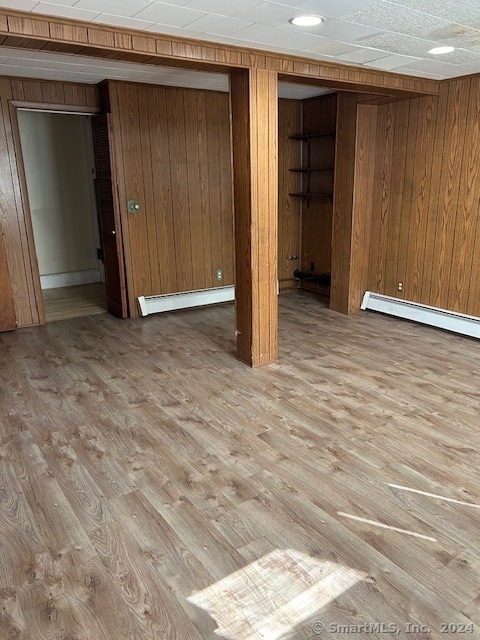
[288,132,335,204]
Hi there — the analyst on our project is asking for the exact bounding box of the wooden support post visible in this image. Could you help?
[230,68,278,367]
[330,94,376,314]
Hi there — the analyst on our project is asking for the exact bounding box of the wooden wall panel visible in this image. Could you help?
[0,77,100,327]
[330,92,359,313]
[0,224,16,331]
[348,104,377,313]
[278,98,301,292]
[367,76,480,318]
[106,81,234,317]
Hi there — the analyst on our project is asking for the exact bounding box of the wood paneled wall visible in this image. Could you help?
[366,76,480,317]
[278,98,302,292]
[0,77,99,328]
[105,81,234,316]
[300,93,337,288]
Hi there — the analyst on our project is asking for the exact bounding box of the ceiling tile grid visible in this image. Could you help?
[0,0,480,81]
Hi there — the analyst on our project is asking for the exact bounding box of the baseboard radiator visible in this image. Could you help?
[138,285,235,317]
[361,292,480,339]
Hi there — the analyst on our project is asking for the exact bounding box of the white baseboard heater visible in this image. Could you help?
[138,285,235,317]
[361,291,480,339]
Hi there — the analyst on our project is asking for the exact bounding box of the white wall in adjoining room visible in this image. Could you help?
[17,110,101,288]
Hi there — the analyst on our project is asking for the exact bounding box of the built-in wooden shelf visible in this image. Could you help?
[289,192,333,198]
[289,168,333,173]
[289,132,336,140]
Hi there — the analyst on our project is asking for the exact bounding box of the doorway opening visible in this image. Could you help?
[17,109,107,322]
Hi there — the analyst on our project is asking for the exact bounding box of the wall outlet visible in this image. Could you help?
[216,268,223,281]
[398,282,404,291]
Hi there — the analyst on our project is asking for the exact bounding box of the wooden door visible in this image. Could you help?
[0,227,16,331]
[91,114,128,318]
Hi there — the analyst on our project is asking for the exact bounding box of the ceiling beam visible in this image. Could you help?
[0,9,439,97]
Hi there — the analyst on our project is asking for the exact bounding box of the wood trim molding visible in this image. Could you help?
[10,100,99,113]
[0,9,440,98]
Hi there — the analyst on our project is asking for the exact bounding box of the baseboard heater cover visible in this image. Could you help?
[138,285,235,317]
[361,291,480,339]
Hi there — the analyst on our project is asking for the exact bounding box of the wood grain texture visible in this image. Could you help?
[1,294,480,638]
[230,68,278,367]
[105,81,234,317]
[0,226,15,331]
[278,99,302,292]
[330,92,359,314]
[0,9,440,97]
[300,93,337,297]
[367,76,480,317]
[0,78,100,328]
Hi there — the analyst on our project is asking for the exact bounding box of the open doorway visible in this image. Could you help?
[17,109,107,322]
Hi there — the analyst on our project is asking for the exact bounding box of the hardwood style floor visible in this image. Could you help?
[1,293,479,639]
[42,283,107,322]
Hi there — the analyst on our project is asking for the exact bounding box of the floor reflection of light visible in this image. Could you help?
[387,483,480,509]
[337,511,437,542]
[187,548,366,640]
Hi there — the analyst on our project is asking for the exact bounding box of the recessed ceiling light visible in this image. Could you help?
[290,15,325,27]
[428,46,455,55]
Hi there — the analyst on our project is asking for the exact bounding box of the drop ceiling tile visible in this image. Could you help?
[396,57,466,75]
[318,18,383,42]
[0,0,39,10]
[363,53,421,69]
[304,40,359,56]
[32,2,101,20]
[0,47,40,59]
[387,0,480,27]
[184,0,264,17]
[235,1,307,26]
[132,2,207,27]
[183,14,254,36]
[233,23,328,50]
[273,0,374,19]
[337,47,391,63]
[91,13,155,30]
[144,23,203,38]
[32,0,79,6]
[356,32,439,58]
[427,23,480,49]
[74,0,152,16]
[341,1,451,40]
[429,48,480,65]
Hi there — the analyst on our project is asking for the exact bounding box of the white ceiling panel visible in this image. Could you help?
[0,47,333,98]
[75,0,151,15]
[341,2,451,40]
[1,0,480,79]
[184,14,254,37]
[132,2,207,27]
[90,13,155,30]
[387,0,480,26]
[185,0,264,17]
[33,2,100,20]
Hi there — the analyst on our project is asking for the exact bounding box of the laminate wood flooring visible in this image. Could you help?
[1,293,479,639]
[42,283,107,322]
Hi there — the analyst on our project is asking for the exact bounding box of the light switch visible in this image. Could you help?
[127,199,140,213]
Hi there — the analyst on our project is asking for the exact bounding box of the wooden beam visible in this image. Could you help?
[0,9,440,97]
[230,68,278,367]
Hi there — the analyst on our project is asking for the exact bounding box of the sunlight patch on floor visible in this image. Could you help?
[387,483,480,509]
[187,548,366,640]
[337,511,437,542]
